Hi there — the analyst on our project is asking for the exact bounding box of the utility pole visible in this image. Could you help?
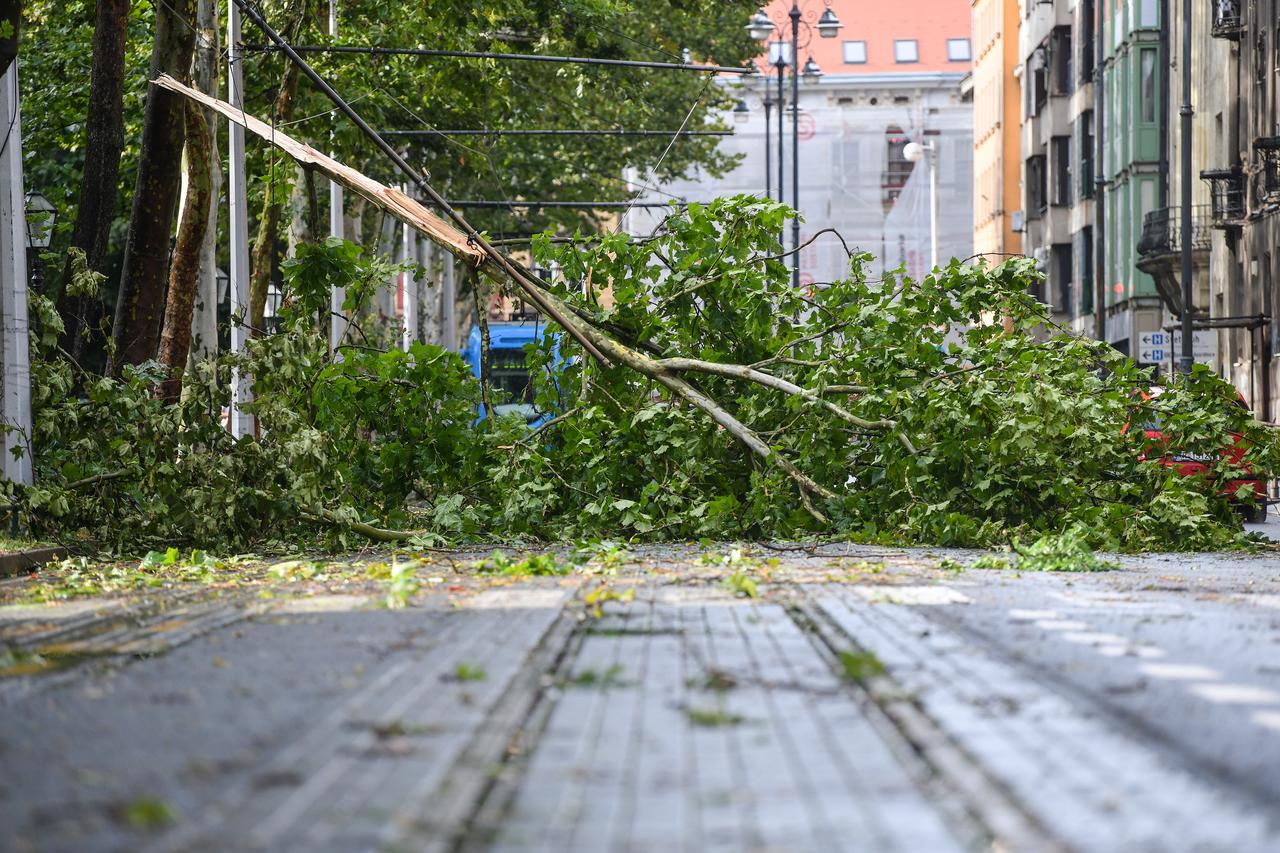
[1093,0,1106,342]
[327,0,345,358]
[0,63,32,491]
[226,3,253,437]
[401,217,417,350]
[789,1,801,288]
[1178,0,1193,372]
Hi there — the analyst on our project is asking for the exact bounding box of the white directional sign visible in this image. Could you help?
[1137,331,1168,365]
[1167,330,1217,368]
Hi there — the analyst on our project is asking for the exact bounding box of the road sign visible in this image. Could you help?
[1168,330,1217,367]
[1139,347,1166,364]
[1138,331,1168,349]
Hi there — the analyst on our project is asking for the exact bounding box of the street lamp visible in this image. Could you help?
[746,2,841,288]
[24,190,56,294]
[24,190,55,250]
[902,140,939,271]
[733,99,751,122]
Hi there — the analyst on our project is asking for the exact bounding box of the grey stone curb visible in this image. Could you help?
[0,546,68,578]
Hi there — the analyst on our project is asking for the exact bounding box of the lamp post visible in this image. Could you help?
[746,3,840,287]
[23,190,56,292]
[902,140,939,271]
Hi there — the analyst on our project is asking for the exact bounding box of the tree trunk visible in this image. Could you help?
[111,0,196,372]
[247,0,306,335]
[0,1,20,80]
[57,0,131,363]
[186,0,221,371]
[157,100,212,401]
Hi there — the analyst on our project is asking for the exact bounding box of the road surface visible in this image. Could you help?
[2,544,1280,851]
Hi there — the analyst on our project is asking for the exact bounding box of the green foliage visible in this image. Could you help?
[472,551,569,576]
[451,662,487,682]
[384,558,421,608]
[722,572,759,599]
[683,705,745,727]
[837,650,886,683]
[1011,527,1120,572]
[120,797,177,829]
[14,202,1279,555]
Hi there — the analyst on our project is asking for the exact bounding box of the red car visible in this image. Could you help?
[1127,387,1268,522]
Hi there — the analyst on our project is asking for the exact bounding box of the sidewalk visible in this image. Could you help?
[3,545,1280,851]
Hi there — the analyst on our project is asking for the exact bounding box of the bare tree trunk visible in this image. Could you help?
[157,100,212,401]
[111,0,196,372]
[58,0,130,363]
[186,0,220,371]
[247,0,306,335]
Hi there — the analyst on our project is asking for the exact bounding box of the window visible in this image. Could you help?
[894,40,919,63]
[1028,45,1049,116]
[882,125,915,211]
[1140,48,1157,123]
[1052,136,1072,206]
[1051,26,1073,95]
[1138,0,1158,27]
[843,40,867,64]
[1078,0,1095,85]
[946,38,971,61]
[1078,111,1095,199]
[1052,244,1073,313]
[1077,227,1094,315]
[1027,154,1048,216]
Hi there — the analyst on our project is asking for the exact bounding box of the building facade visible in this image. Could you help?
[623,0,974,285]
[972,0,1023,261]
[1197,0,1280,419]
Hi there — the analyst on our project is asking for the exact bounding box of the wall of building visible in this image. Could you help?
[624,74,974,284]
[972,0,1023,257]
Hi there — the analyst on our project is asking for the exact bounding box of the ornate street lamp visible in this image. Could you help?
[816,6,843,38]
[746,3,840,287]
[24,190,56,250]
[24,190,56,294]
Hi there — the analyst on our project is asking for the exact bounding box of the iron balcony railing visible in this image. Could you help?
[1255,137,1280,206]
[1136,205,1212,258]
[1201,167,1247,225]
[1211,0,1244,39]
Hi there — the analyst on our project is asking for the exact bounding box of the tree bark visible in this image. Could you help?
[157,100,212,401]
[57,0,131,363]
[111,0,196,372]
[247,0,307,335]
[186,0,221,371]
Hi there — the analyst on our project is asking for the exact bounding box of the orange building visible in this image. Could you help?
[970,0,1021,257]
[751,0,973,77]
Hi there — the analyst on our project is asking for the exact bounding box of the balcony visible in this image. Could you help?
[1136,206,1211,318]
[1254,137,1280,207]
[1136,206,1212,257]
[1211,0,1244,39]
[1201,167,1246,226]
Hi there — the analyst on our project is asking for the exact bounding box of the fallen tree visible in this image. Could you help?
[10,65,1278,553]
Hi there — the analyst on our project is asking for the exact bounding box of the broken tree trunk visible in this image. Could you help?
[186,0,221,371]
[111,0,197,373]
[247,0,306,336]
[157,100,213,402]
[154,74,893,517]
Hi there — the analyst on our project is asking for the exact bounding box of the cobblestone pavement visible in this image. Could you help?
[2,544,1280,851]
